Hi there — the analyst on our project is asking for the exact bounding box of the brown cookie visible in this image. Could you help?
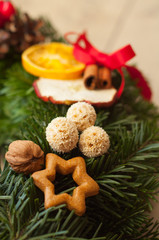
[32,153,99,216]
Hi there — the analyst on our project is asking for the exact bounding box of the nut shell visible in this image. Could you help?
[5,140,44,174]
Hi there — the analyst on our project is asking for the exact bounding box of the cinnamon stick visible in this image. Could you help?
[98,67,112,89]
[83,64,98,90]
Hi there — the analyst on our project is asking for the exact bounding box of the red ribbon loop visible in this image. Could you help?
[64,32,152,101]
[65,32,136,69]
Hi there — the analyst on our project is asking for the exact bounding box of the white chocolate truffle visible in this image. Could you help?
[79,126,110,157]
[66,102,96,132]
[46,117,78,153]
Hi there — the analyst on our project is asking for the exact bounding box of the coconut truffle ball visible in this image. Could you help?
[66,102,96,132]
[46,117,78,153]
[79,126,110,157]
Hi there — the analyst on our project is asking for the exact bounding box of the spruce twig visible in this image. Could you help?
[0,20,159,240]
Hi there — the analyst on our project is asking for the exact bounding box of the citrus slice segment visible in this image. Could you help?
[22,42,85,79]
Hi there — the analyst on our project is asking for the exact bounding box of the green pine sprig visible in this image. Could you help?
[0,20,159,240]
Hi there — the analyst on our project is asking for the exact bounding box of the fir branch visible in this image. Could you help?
[0,21,159,239]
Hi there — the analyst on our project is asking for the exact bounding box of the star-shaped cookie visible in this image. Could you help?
[32,153,99,216]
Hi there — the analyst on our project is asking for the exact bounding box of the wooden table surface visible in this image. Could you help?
[12,0,159,219]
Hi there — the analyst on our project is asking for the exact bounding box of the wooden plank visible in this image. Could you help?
[105,0,159,105]
[12,0,127,50]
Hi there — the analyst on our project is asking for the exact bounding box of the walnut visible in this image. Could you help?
[5,140,44,174]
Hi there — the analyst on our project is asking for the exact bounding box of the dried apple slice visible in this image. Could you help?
[33,78,118,107]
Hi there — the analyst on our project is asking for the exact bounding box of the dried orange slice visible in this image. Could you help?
[22,42,85,79]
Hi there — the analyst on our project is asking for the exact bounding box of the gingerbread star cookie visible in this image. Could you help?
[32,153,99,216]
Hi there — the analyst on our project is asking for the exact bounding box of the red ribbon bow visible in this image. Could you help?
[65,32,152,101]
